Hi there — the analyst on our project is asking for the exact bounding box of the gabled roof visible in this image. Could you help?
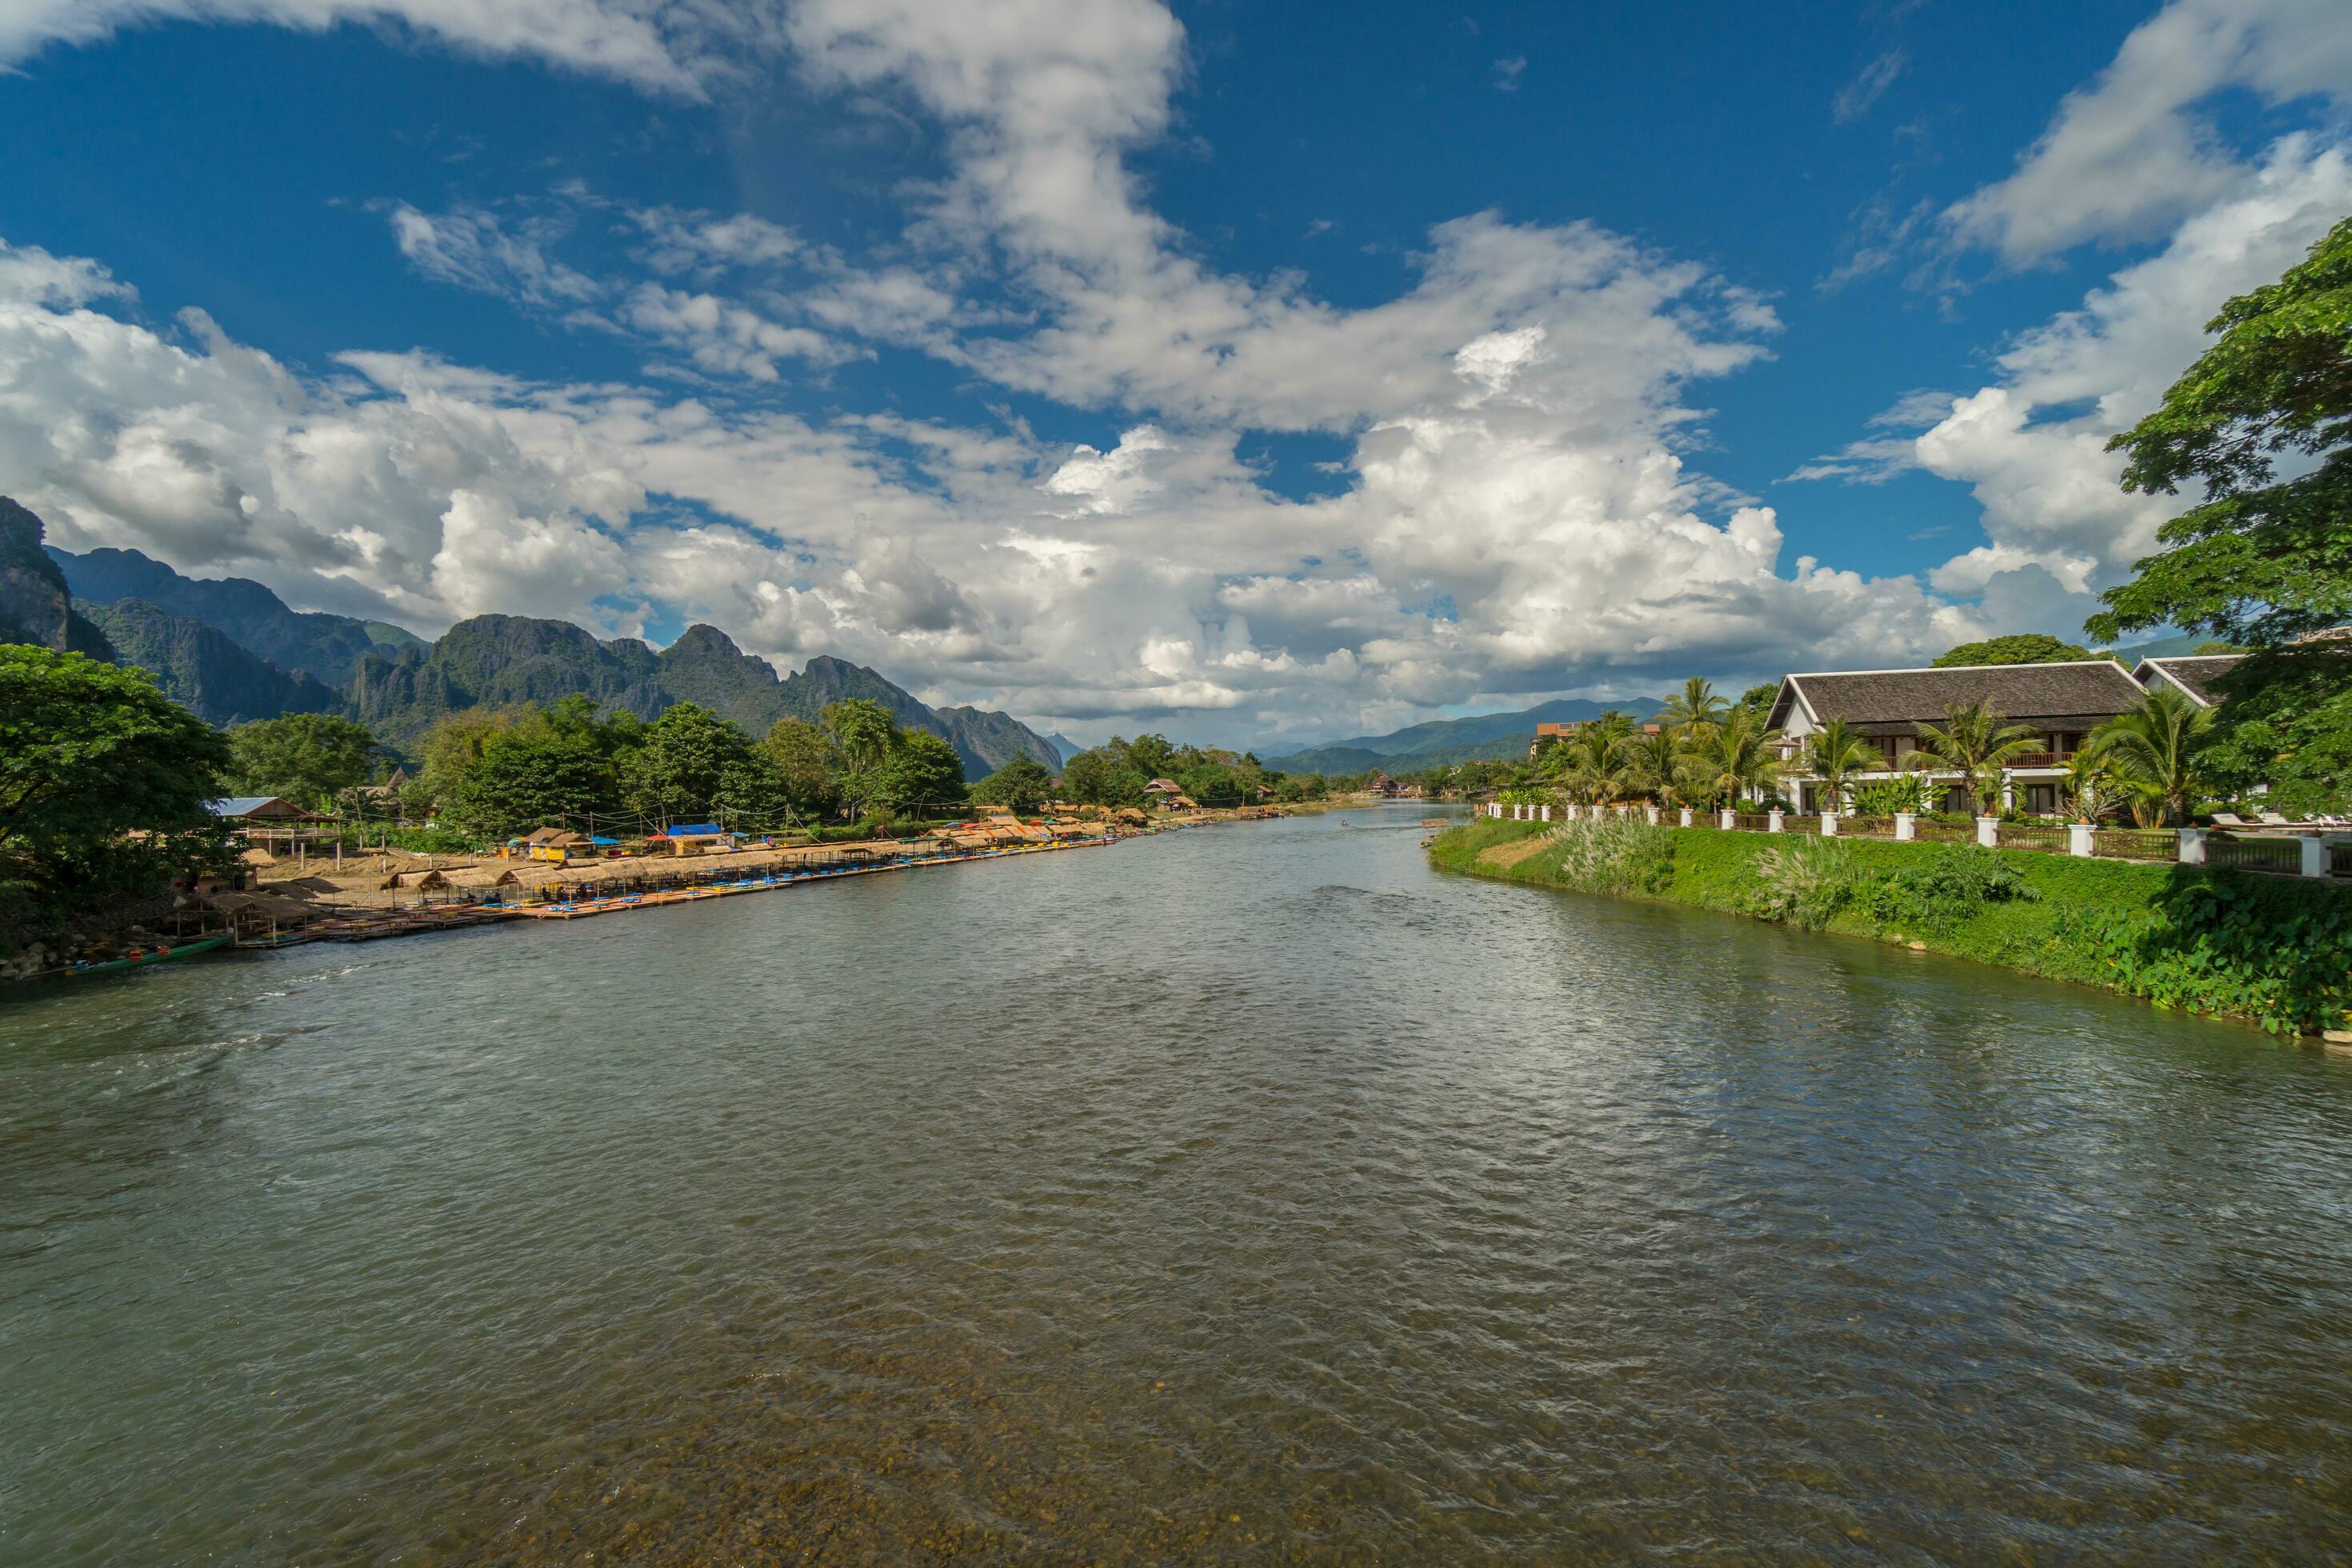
[205,796,298,818]
[2131,654,2242,707]
[1774,660,2147,733]
[1145,778,1182,791]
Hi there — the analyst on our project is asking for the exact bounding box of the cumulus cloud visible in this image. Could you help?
[1800,135,2352,638]
[1945,0,2352,263]
[386,202,602,306]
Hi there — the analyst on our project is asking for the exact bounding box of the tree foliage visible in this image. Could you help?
[226,713,378,806]
[1933,634,2097,667]
[0,648,234,939]
[2087,215,2352,811]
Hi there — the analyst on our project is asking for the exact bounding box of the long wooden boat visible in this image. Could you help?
[42,935,229,979]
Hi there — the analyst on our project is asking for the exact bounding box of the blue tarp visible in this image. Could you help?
[665,823,724,836]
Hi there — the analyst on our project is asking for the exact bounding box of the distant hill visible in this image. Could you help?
[78,598,344,725]
[1268,695,1666,776]
[2113,630,2222,662]
[48,544,425,686]
[350,617,1058,777]
[1045,732,1085,764]
[8,496,1062,779]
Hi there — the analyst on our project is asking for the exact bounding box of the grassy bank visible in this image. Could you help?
[1429,817,2352,1037]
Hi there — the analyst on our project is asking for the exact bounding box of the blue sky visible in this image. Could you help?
[0,0,2345,747]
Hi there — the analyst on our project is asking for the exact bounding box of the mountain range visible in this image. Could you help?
[2,497,1059,779]
[1266,696,1672,775]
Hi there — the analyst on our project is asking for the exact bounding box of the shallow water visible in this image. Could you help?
[5,805,2352,1562]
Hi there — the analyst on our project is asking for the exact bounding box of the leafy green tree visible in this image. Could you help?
[1910,701,2042,814]
[1107,733,1179,782]
[1059,749,1147,806]
[2092,684,2215,826]
[1933,634,2096,667]
[0,649,233,934]
[622,702,754,822]
[758,718,844,820]
[226,713,378,807]
[1678,708,1784,810]
[438,707,622,838]
[869,730,966,815]
[1732,682,1782,722]
[1551,711,1638,804]
[1626,727,1686,806]
[1799,718,1881,812]
[1657,676,1729,734]
[821,698,898,814]
[2088,215,2352,812]
[971,754,1054,813]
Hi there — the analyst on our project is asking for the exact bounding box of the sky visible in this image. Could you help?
[0,0,2346,750]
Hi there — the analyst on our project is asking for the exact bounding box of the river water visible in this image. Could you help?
[6,805,2352,1562]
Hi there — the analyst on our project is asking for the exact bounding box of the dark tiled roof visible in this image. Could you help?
[2134,655,2242,706]
[1786,661,2147,728]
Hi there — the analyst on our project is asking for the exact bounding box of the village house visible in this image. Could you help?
[1765,658,2234,816]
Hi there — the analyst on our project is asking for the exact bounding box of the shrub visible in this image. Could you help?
[1750,835,1861,928]
[1851,843,2035,934]
[1546,814,1676,896]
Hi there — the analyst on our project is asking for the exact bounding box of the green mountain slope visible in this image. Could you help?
[1269,695,1666,775]
[78,598,344,725]
[47,542,426,686]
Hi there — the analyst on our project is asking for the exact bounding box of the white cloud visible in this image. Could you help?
[386,202,602,306]
[1833,49,1905,124]
[1945,0,2352,263]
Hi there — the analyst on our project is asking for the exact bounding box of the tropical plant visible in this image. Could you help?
[1626,726,1686,807]
[1798,718,1880,813]
[2092,684,2215,826]
[1910,700,2042,814]
[1552,710,1638,804]
[2088,215,2352,814]
[1849,772,1936,817]
[1546,814,1677,896]
[971,754,1054,813]
[2059,744,2125,823]
[1657,676,1730,735]
[1678,707,1785,810]
[1750,836,1860,929]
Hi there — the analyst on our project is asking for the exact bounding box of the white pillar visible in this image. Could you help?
[1821,812,1838,837]
[1646,805,1659,826]
[2301,835,2326,878]
[1767,807,1784,833]
[1894,812,1915,842]
[1678,807,1692,828]
[2178,826,2206,866]
[1540,803,1550,822]
[2068,822,2094,858]
[1719,807,1736,830]
[1976,816,1999,848]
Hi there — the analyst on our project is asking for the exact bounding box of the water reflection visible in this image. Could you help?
[4,806,2351,1562]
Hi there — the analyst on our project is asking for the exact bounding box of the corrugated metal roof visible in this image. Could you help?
[206,797,291,818]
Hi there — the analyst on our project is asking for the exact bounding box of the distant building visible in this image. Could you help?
[204,796,311,822]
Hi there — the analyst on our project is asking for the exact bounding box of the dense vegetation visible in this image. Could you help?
[1431,816,2351,1037]
[0,649,234,954]
[2089,214,2352,816]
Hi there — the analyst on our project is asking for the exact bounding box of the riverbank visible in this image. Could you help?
[1429,816,2352,1038]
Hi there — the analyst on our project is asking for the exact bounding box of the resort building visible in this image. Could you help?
[1766,660,2163,816]
[2130,654,2244,709]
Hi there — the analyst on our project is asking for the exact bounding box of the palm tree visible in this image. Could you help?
[1911,700,2041,815]
[1627,726,1686,808]
[1798,718,1879,814]
[1678,708,1785,811]
[2060,742,2123,824]
[1555,710,1638,805]
[1658,675,1730,736]
[2093,685,2214,826]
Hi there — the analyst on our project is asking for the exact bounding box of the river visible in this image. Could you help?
[5,804,2351,1562]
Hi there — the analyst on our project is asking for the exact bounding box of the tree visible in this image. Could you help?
[1798,717,1880,812]
[226,714,378,806]
[437,706,622,839]
[1107,733,1179,782]
[1678,708,1784,810]
[758,718,843,821]
[623,702,754,823]
[869,730,966,816]
[2092,685,2215,826]
[1551,710,1637,804]
[1626,726,1686,807]
[971,753,1054,813]
[0,649,233,931]
[1059,749,1147,806]
[1910,701,2042,814]
[1732,682,1781,722]
[2087,215,2352,813]
[1657,676,1729,734]
[1933,634,2096,667]
[821,698,898,816]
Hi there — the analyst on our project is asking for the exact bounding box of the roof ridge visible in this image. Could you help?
[1788,659,2133,678]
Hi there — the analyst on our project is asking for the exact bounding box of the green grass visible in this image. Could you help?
[1430,819,2352,1037]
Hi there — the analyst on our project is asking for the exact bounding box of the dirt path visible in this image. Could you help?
[1477,833,1555,870]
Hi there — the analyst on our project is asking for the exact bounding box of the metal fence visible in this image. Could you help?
[2206,834,2304,875]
